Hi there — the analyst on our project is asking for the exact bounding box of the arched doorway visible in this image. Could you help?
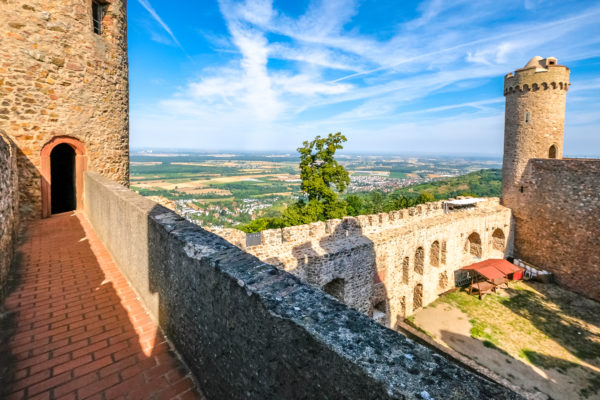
[41,137,87,218]
[51,144,76,214]
[548,145,557,159]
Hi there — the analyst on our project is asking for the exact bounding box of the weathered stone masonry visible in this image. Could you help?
[0,131,19,299]
[501,57,600,302]
[84,171,520,400]
[0,0,129,219]
[514,159,600,301]
[215,198,514,327]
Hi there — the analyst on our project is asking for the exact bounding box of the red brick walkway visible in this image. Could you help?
[2,212,204,400]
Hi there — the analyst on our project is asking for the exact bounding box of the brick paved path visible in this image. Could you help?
[1,212,204,400]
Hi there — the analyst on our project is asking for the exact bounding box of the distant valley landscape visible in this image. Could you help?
[130,150,502,229]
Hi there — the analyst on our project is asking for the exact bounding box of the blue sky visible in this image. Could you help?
[128,0,600,156]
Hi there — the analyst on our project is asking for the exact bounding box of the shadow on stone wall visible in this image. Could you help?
[142,207,410,399]
[287,218,383,321]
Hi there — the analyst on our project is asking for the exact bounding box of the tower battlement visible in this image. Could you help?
[504,56,570,95]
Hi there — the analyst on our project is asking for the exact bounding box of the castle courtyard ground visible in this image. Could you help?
[410,282,600,400]
[0,212,205,399]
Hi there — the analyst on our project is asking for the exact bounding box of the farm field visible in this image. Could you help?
[130,151,502,228]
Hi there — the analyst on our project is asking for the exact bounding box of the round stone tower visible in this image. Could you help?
[0,0,129,219]
[501,56,570,208]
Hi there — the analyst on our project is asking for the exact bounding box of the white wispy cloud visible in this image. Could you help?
[137,0,192,59]
[132,0,600,155]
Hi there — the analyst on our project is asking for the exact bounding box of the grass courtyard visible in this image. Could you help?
[410,281,600,399]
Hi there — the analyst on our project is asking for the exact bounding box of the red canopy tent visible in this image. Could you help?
[462,259,523,280]
[461,259,524,299]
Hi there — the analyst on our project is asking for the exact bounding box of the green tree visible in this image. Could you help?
[284,132,350,223]
[240,217,286,233]
[418,192,435,203]
[346,195,363,216]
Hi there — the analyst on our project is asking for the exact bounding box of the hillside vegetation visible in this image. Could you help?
[241,168,502,232]
[392,168,502,199]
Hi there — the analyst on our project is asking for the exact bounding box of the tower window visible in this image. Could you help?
[92,0,107,35]
[524,112,530,123]
[549,145,557,159]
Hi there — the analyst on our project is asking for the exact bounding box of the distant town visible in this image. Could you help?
[130,151,501,229]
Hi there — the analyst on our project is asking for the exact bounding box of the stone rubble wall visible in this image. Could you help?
[214,198,514,327]
[0,131,19,300]
[514,158,600,301]
[0,0,129,219]
[83,171,521,399]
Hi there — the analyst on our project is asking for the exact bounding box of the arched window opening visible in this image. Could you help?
[414,247,424,275]
[430,241,440,267]
[50,144,76,214]
[372,300,388,325]
[524,111,531,123]
[549,145,557,159]
[438,272,448,290]
[413,284,423,311]
[464,232,482,258]
[441,241,447,264]
[492,229,506,251]
[402,257,409,284]
[322,278,345,302]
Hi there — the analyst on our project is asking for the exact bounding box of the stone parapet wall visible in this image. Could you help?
[513,158,600,301]
[504,65,570,94]
[0,0,129,219]
[83,172,520,399]
[214,198,514,327]
[0,131,19,300]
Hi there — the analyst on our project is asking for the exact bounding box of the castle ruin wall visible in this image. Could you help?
[214,198,514,327]
[0,131,19,299]
[0,0,129,219]
[83,171,520,399]
[513,158,600,301]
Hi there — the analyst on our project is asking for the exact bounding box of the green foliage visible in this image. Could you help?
[393,169,502,199]
[298,132,350,201]
[239,217,286,233]
[287,132,350,223]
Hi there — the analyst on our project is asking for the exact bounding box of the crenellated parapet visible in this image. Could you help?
[212,196,512,322]
[504,57,570,96]
[214,198,502,248]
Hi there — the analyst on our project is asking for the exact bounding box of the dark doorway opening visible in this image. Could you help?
[51,143,76,214]
[322,278,345,302]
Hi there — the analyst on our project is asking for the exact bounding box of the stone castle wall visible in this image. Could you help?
[502,63,570,209]
[0,0,129,219]
[0,131,19,299]
[83,172,521,399]
[513,159,600,301]
[214,198,514,328]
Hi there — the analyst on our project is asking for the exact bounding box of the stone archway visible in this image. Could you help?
[413,284,423,311]
[464,232,482,258]
[492,228,506,251]
[41,137,87,218]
